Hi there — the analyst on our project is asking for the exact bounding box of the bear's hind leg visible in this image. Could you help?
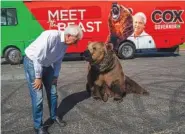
[110,80,126,103]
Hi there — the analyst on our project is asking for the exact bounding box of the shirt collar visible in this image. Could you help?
[131,30,147,37]
[139,31,147,36]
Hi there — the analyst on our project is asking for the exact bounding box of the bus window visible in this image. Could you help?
[1,8,18,26]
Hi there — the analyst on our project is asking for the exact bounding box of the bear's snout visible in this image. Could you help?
[83,49,92,62]
[83,49,91,57]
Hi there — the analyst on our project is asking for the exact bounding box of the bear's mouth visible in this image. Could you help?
[83,50,100,65]
[111,5,120,20]
[83,49,93,62]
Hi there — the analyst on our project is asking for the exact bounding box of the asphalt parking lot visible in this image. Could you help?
[1,52,185,134]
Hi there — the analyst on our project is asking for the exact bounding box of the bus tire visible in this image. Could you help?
[4,47,22,65]
[118,41,136,59]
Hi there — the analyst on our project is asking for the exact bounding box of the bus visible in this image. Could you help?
[1,0,185,64]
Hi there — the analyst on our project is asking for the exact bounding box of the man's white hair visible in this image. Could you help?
[134,12,147,24]
[64,25,83,40]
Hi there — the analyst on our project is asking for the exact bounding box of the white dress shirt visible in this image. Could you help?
[127,31,156,49]
[25,30,68,78]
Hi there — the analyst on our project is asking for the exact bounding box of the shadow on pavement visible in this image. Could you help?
[57,90,90,119]
[1,60,12,65]
[43,90,90,130]
[134,52,180,58]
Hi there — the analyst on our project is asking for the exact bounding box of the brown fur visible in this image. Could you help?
[106,3,134,51]
[84,41,149,103]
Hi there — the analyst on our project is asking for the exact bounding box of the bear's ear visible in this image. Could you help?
[105,43,114,51]
[128,8,133,14]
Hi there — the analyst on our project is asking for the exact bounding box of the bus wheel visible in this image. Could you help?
[5,48,22,65]
[118,42,135,59]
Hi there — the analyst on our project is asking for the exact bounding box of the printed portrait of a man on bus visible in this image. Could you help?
[127,12,156,49]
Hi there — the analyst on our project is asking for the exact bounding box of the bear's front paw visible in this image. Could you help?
[113,93,124,103]
[93,96,102,102]
[113,97,123,103]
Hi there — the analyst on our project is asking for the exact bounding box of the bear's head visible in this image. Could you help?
[110,2,133,21]
[83,41,114,64]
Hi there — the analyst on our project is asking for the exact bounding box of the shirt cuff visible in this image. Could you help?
[33,60,43,78]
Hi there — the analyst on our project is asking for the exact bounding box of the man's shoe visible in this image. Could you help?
[34,127,49,134]
[54,116,67,127]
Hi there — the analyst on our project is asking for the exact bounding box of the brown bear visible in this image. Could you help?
[106,2,134,52]
[83,41,149,103]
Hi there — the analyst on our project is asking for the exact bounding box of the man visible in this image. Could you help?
[127,12,156,49]
[23,25,83,134]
